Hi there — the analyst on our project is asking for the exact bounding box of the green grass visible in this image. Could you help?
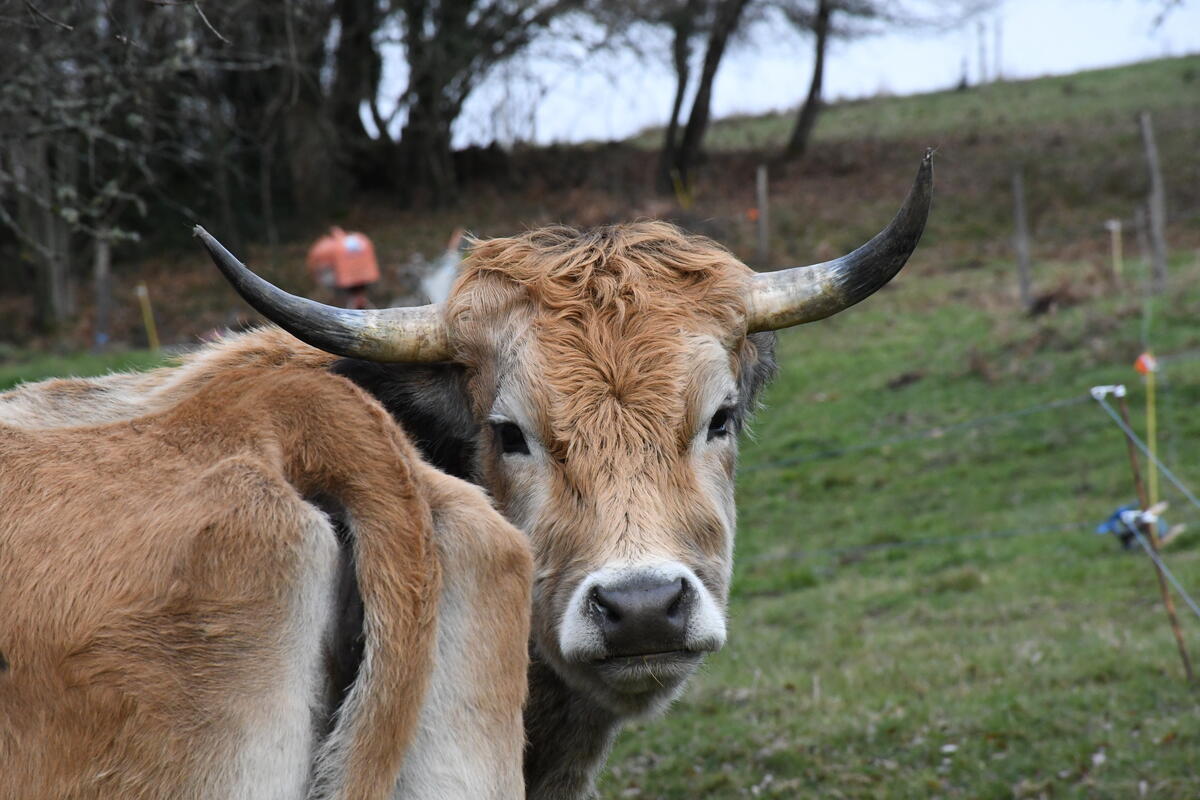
[0,349,166,392]
[600,252,1200,798]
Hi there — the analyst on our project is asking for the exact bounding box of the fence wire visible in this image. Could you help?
[1129,525,1200,623]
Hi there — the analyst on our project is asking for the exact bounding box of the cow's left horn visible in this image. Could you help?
[746,149,933,333]
[194,226,451,362]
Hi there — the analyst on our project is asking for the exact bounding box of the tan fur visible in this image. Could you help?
[0,364,530,799]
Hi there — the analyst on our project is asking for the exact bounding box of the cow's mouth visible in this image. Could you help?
[592,649,701,665]
[588,649,705,693]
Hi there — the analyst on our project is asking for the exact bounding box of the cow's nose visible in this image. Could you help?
[590,576,691,658]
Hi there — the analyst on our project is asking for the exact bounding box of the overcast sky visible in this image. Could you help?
[443,0,1200,147]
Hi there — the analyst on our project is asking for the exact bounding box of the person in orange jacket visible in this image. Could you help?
[306,227,381,309]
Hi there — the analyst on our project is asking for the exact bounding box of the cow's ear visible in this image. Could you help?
[330,360,478,479]
[738,331,779,418]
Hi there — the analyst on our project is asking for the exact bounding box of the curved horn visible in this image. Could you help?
[747,149,933,333]
[194,226,451,362]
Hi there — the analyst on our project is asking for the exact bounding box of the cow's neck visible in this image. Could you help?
[524,656,621,800]
[333,359,625,796]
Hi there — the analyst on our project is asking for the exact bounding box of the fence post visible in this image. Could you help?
[755,164,769,267]
[93,233,111,351]
[1011,169,1033,310]
[136,282,160,352]
[1115,393,1194,682]
[1139,111,1169,293]
[1104,219,1123,284]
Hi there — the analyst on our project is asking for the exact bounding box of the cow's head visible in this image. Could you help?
[197,152,931,716]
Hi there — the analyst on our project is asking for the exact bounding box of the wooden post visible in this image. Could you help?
[1012,169,1033,310]
[93,233,111,351]
[1116,393,1194,682]
[136,282,160,352]
[755,164,769,267]
[1139,112,1169,293]
[1105,219,1123,283]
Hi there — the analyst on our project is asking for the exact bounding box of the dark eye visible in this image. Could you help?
[493,422,530,455]
[707,408,732,441]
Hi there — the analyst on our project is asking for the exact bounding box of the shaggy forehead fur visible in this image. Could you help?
[448,221,753,468]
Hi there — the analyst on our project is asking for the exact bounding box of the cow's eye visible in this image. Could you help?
[707,408,732,441]
[494,422,530,455]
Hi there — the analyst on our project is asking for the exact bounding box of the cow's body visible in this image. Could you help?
[0,341,532,799]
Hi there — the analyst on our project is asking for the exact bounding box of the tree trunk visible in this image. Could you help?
[284,101,339,221]
[672,0,750,190]
[657,0,701,194]
[17,136,72,333]
[781,0,831,161]
[400,90,460,206]
[329,0,387,173]
[213,135,243,256]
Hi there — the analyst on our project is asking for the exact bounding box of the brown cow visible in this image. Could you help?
[1,152,930,798]
[0,343,532,799]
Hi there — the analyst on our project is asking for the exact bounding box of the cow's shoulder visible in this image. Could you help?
[0,359,445,799]
[0,408,344,797]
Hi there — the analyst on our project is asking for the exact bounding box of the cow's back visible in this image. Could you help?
[0,365,444,799]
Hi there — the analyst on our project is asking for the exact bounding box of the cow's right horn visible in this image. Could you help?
[746,149,933,333]
[195,226,451,363]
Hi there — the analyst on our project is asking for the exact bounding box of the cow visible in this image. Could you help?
[0,151,931,798]
[0,339,533,798]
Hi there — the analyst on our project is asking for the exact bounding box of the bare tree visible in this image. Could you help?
[779,0,831,161]
[667,0,748,190]
[651,0,715,192]
[776,0,996,162]
[0,1,332,335]
[329,0,588,206]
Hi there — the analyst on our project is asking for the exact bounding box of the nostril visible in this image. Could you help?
[590,586,621,623]
[666,577,688,618]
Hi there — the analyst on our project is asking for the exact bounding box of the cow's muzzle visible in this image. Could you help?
[558,562,726,670]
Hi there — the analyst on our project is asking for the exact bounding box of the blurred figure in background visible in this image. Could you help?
[306,227,380,309]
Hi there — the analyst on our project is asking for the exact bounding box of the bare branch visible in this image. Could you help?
[192,2,231,45]
[24,1,73,31]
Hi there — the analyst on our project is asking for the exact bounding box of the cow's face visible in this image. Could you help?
[445,224,776,714]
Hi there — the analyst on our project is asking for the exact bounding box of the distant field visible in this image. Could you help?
[634,55,1200,150]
